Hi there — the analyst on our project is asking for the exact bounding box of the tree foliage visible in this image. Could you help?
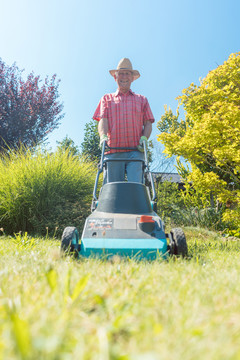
[81,119,101,161]
[0,58,64,151]
[157,52,240,227]
[57,136,80,157]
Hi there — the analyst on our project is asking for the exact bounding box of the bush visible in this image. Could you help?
[156,180,185,223]
[156,181,224,231]
[0,147,96,236]
[172,206,224,231]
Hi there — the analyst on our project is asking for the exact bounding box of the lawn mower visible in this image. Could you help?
[60,141,188,260]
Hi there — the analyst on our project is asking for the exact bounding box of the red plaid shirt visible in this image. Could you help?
[93,89,155,153]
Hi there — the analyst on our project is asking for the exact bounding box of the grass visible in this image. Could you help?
[0,147,96,236]
[1,227,240,359]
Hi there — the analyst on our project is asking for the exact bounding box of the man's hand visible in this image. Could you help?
[137,136,148,152]
[99,134,109,149]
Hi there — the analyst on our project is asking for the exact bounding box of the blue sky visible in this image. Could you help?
[1,0,239,168]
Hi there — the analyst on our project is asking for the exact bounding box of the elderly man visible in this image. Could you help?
[93,58,154,183]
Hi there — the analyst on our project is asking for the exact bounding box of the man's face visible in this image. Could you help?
[114,70,134,93]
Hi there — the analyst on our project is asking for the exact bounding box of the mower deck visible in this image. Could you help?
[80,211,168,260]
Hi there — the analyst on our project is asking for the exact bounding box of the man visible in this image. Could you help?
[93,58,154,183]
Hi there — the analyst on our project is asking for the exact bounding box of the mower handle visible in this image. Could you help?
[100,142,138,169]
[105,145,138,150]
[100,141,148,167]
[101,140,150,169]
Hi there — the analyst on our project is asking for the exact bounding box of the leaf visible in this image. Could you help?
[71,274,90,302]
[10,312,31,358]
[153,323,163,334]
[64,267,72,301]
[46,267,58,292]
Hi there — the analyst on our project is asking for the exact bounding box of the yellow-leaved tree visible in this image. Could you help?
[157,52,240,228]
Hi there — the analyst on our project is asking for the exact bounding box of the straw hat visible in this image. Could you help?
[109,58,140,81]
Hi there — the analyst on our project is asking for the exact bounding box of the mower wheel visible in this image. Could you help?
[61,227,79,258]
[170,228,188,257]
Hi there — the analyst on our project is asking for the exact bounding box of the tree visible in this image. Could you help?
[81,119,102,161]
[0,58,64,151]
[57,136,80,157]
[157,52,240,227]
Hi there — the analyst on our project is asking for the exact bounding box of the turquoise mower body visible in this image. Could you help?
[60,142,188,260]
[80,182,168,260]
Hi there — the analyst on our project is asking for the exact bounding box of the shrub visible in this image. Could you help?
[0,147,96,236]
[156,180,224,231]
[171,206,224,231]
[156,180,185,224]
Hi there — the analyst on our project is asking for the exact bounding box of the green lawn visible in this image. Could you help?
[1,228,240,360]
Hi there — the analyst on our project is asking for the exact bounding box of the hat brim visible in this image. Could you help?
[109,69,140,81]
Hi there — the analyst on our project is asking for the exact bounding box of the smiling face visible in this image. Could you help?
[114,70,134,93]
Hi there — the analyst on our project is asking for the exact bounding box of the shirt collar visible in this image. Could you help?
[114,88,134,97]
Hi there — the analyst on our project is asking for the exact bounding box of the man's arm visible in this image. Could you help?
[98,118,109,148]
[142,120,152,139]
[98,118,109,137]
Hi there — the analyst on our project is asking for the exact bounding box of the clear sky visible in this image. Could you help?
[1,0,239,168]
